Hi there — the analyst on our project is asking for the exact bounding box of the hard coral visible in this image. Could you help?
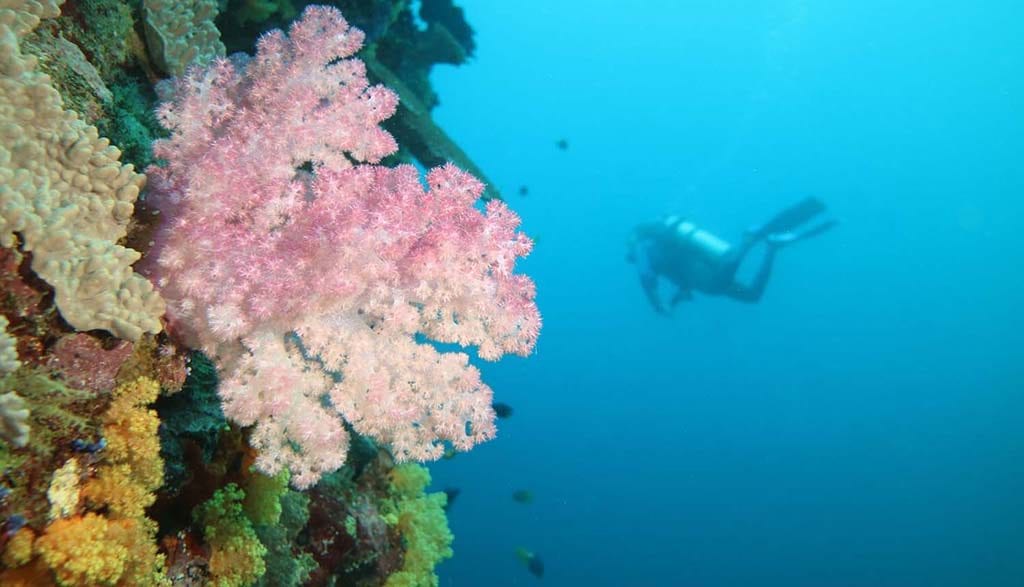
[142,0,225,76]
[0,0,164,341]
[0,391,30,448]
[0,316,20,375]
[145,5,539,488]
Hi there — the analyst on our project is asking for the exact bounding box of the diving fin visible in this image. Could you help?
[767,219,838,248]
[752,197,827,237]
[795,218,838,241]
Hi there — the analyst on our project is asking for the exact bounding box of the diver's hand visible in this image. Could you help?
[669,288,693,308]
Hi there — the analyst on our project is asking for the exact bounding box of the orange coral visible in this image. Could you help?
[34,513,167,586]
[35,513,128,585]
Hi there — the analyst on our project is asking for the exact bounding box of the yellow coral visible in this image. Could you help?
[35,513,127,585]
[83,464,155,519]
[101,377,163,488]
[83,376,163,517]
[34,513,167,587]
[2,527,36,568]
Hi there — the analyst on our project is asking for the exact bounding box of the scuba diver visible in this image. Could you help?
[627,197,837,314]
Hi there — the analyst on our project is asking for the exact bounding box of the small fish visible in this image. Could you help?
[4,514,26,536]
[518,185,529,196]
[442,488,460,511]
[71,437,107,453]
[516,547,545,579]
[442,445,457,460]
[556,138,569,150]
[512,489,534,504]
[528,555,545,579]
[492,402,514,419]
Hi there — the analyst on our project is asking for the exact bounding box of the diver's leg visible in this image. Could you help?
[715,232,759,286]
[723,246,777,303]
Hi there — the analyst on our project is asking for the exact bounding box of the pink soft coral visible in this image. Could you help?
[144,6,540,488]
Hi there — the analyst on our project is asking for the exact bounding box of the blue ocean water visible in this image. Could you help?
[427,2,1023,586]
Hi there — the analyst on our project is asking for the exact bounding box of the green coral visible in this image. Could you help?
[243,470,289,526]
[190,466,310,587]
[233,0,298,26]
[95,74,164,170]
[383,464,454,587]
[155,352,225,493]
[345,514,358,537]
[194,484,268,587]
[254,490,316,587]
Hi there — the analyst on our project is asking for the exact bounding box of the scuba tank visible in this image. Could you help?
[663,216,732,258]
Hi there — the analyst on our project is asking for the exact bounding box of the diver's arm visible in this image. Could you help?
[640,272,668,315]
[627,222,660,263]
[634,240,668,314]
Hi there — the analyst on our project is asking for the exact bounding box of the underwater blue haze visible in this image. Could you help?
[426,1,1024,586]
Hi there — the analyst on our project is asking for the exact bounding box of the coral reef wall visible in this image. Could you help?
[0,1,534,585]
